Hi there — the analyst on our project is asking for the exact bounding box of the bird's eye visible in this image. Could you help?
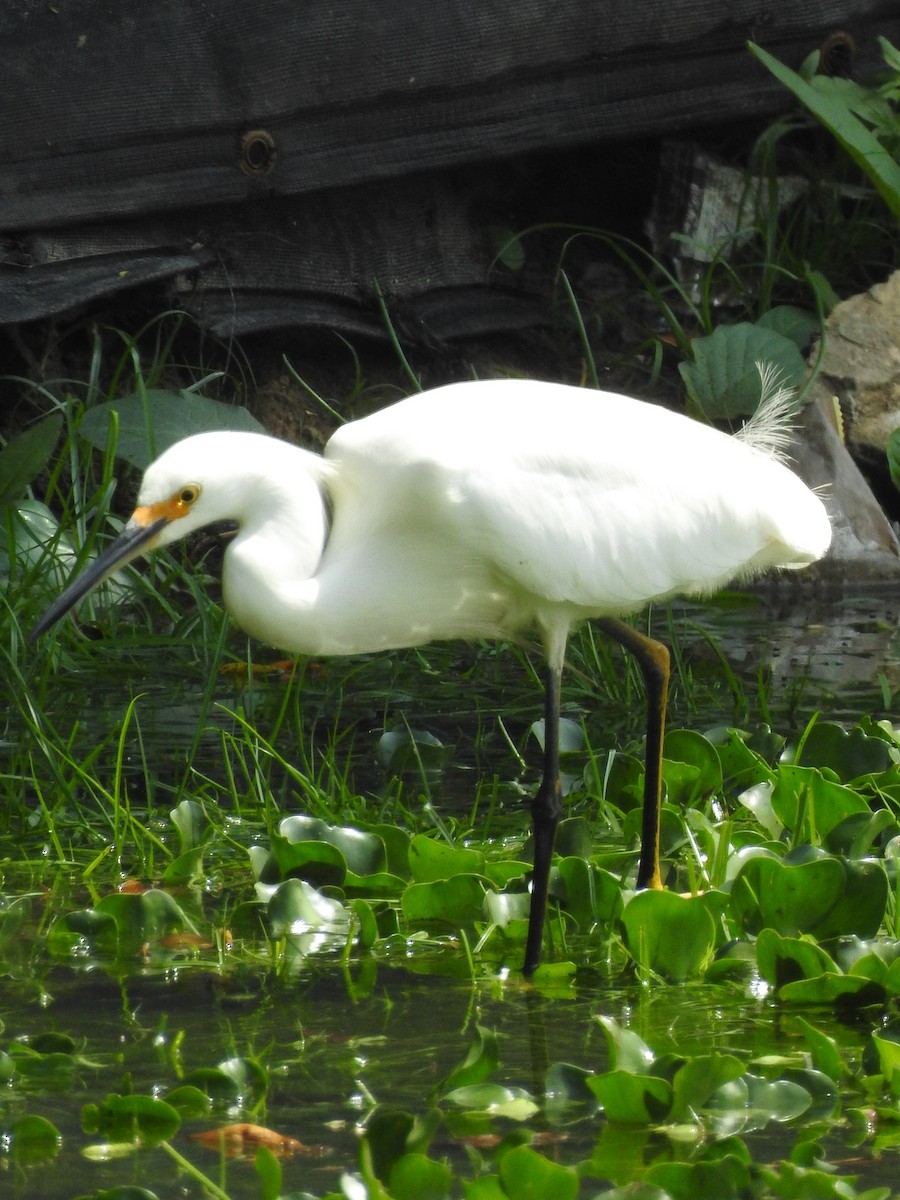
[179,484,201,505]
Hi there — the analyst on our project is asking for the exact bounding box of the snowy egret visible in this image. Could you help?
[31,378,831,974]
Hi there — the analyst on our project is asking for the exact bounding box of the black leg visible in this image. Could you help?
[597,617,670,890]
[523,664,562,977]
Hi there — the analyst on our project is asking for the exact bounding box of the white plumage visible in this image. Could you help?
[32,378,832,973]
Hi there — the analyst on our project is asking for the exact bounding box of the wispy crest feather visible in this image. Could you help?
[736,362,800,462]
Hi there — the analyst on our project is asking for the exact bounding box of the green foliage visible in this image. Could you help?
[749,39,900,219]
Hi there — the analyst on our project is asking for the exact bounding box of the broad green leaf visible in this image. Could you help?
[0,414,62,504]
[439,1025,498,1095]
[669,1054,747,1121]
[6,1114,61,1163]
[799,721,896,781]
[757,305,820,350]
[408,834,485,882]
[791,1017,847,1082]
[96,889,187,944]
[79,390,265,469]
[771,764,870,842]
[587,1068,673,1124]
[756,928,839,988]
[47,909,120,957]
[679,323,807,420]
[276,815,386,878]
[264,878,349,939]
[648,1154,752,1200]
[621,890,717,979]
[389,1152,453,1200]
[401,874,487,925]
[595,1017,655,1074]
[81,1093,181,1145]
[255,1144,282,1200]
[498,1143,579,1200]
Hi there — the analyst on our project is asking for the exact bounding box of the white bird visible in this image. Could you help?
[31,378,831,974]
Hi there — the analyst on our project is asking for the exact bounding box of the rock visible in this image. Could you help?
[818,270,900,460]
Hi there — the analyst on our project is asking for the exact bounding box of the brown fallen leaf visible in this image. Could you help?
[190,1122,328,1159]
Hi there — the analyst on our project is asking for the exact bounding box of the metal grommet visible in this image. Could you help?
[238,129,277,176]
[818,31,856,77]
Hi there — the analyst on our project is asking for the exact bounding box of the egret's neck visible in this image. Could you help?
[221,457,331,653]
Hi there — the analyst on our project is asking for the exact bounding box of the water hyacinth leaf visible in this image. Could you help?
[715,729,777,795]
[679,323,806,420]
[737,781,782,839]
[531,715,584,760]
[78,390,265,469]
[811,858,888,940]
[602,751,646,812]
[756,928,840,988]
[782,1067,839,1121]
[730,855,843,937]
[556,857,598,928]
[439,1025,498,1094]
[0,412,62,504]
[483,889,530,928]
[163,1084,212,1120]
[780,972,886,1006]
[771,765,869,842]
[791,1017,847,1082]
[621,890,717,980]
[82,1093,181,1144]
[647,1154,752,1200]
[555,816,593,859]
[595,1018,655,1074]
[408,834,485,882]
[588,1069,674,1124]
[0,1049,14,1082]
[443,1083,538,1120]
[871,1021,900,1085]
[6,1113,61,1163]
[376,728,451,774]
[366,823,412,876]
[170,799,208,852]
[352,898,379,948]
[269,836,347,888]
[401,874,487,926]
[498,1143,579,1200]
[388,1152,452,1200]
[275,815,386,878]
[732,854,886,939]
[798,721,896,781]
[181,1067,242,1105]
[664,729,723,803]
[544,1061,599,1119]
[264,877,349,939]
[256,1144,282,1200]
[669,1054,747,1121]
[218,1057,269,1106]
[163,847,206,888]
[47,909,119,957]
[96,889,187,943]
[363,1107,440,1185]
[744,1074,812,1124]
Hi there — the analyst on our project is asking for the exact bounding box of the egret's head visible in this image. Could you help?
[29,431,276,640]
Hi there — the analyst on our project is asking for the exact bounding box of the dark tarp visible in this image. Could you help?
[1,0,896,336]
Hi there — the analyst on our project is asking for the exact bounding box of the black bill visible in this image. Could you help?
[29,515,169,642]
